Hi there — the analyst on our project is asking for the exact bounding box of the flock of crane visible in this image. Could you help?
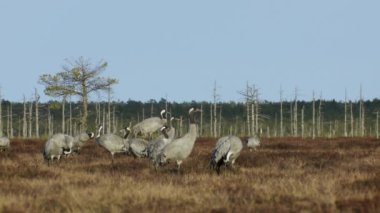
[0,107,261,174]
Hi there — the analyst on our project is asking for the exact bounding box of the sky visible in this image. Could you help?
[0,0,379,103]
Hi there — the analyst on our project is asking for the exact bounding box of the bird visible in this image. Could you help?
[43,133,74,165]
[210,135,243,174]
[156,107,201,173]
[0,136,10,152]
[64,132,95,155]
[132,109,168,138]
[95,125,131,165]
[246,135,260,151]
[129,137,149,158]
[147,125,176,169]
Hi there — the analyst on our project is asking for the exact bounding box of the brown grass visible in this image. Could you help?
[1,137,380,212]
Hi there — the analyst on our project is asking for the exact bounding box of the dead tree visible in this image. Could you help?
[293,88,298,137]
[376,111,379,139]
[312,91,316,139]
[350,102,354,137]
[107,86,111,134]
[0,88,2,136]
[317,95,323,137]
[23,96,27,138]
[62,96,65,134]
[10,103,13,138]
[359,85,365,136]
[35,89,40,138]
[28,99,33,138]
[200,104,203,136]
[209,103,213,137]
[344,89,347,137]
[69,97,72,135]
[6,105,9,137]
[290,102,293,136]
[301,106,305,138]
[280,88,284,137]
[213,81,218,137]
[246,83,251,136]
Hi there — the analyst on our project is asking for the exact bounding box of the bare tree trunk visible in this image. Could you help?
[113,105,116,133]
[274,113,277,137]
[69,98,72,135]
[344,89,347,137]
[290,102,293,136]
[280,88,283,137]
[107,87,111,134]
[62,96,65,134]
[200,104,203,137]
[329,122,332,138]
[255,89,259,134]
[294,88,298,137]
[246,82,251,136]
[179,116,183,137]
[10,103,13,138]
[247,99,251,136]
[359,85,364,137]
[0,89,2,137]
[18,116,21,138]
[7,105,10,137]
[35,89,40,138]
[301,106,304,138]
[318,97,322,137]
[28,100,33,137]
[251,103,255,135]
[81,90,88,130]
[213,81,218,137]
[210,103,213,137]
[102,105,105,134]
[47,108,52,137]
[312,91,315,139]
[350,102,354,137]
[377,111,379,139]
[218,105,222,137]
[362,104,365,137]
[23,96,27,138]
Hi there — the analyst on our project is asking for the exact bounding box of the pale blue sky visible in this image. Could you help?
[0,1,379,102]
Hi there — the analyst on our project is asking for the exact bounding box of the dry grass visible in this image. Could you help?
[1,137,380,212]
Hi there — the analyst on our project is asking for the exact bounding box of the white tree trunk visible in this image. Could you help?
[62,97,65,134]
[35,89,40,138]
[344,89,347,137]
[28,100,33,138]
[280,88,283,137]
[23,96,27,138]
[0,89,2,137]
[312,91,315,139]
[10,103,13,138]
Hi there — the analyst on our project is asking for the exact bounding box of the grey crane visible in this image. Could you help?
[70,131,95,154]
[246,135,261,151]
[43,133,74,165]
[129,137,149,158]
[0,136,10,152]
[95,125,131,165]
[148,124,176,169]
[156,107,201,173]
[132,109,168,138]
[210,135,243,174]
[130,120,175,159]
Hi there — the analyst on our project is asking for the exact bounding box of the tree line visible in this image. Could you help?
[1,96,380,139]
